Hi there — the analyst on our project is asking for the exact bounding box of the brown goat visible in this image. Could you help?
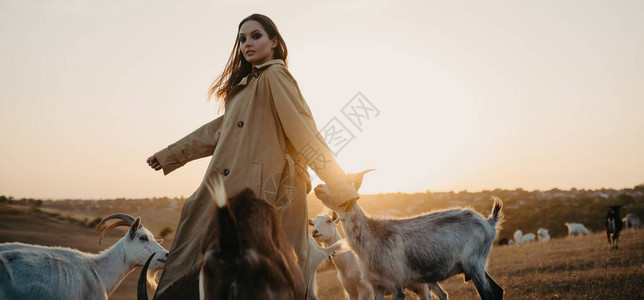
[198,175,306,300]
[143,175,306,300]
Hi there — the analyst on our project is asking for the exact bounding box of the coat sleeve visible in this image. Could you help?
[261,66,359,209]
[154,115,224,175]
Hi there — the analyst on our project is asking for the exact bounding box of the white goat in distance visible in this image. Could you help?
[314,170,504,300]
[564,222,591,236]
[0,213,168,300]
[623,213,642,229]
[537,228,550,242]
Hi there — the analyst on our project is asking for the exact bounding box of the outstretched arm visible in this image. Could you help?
[261,66,359,210]
[149,115,224,175]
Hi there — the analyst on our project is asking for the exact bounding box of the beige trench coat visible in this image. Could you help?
[153,59,359,297]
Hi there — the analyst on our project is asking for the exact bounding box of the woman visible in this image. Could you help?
[147,13,359,298]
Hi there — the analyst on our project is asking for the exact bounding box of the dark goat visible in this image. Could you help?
[497,238,511,246]
[198,175,306,300]
[144,175,305,300]
[605,205,623,250]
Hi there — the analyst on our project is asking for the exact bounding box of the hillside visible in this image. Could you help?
[3,185,643,242]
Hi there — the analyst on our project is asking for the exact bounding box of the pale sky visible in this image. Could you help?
[1,0,643,199]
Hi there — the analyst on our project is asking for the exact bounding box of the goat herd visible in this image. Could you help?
[1,171,640,300]
[497,207,642,251]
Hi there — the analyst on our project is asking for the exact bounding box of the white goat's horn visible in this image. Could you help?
[97,213,137,245]
[357,169,376,175]
[348,169,376,190]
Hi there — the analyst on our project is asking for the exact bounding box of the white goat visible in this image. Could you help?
[564,222,590,236]
[513,230,523,245]
[314,170,504,300]
[306,236,344,300]
[310,212,444,300]
[537,228,550,242]
[310,212,375,300]
[0,214,168,300]
[520,233,536,244]
[623,213,642,229]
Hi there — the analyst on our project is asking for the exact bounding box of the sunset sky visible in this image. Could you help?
[1,0,642,199]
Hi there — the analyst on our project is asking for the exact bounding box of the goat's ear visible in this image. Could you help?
[347,169,375,190]
[156,238,164,244]
[308,219,314,226]
[331,211,339,223]
[129,217,141,240]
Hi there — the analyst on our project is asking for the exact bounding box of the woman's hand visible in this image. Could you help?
[147,155,163,171]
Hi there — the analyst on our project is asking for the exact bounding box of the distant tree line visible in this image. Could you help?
[0,195,42,207]
[3,184,644,239]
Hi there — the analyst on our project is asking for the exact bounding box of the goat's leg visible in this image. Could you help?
[484,272,503,300]
[407,283,430,300]
[615,231,620,249]
[428,282,449,300]
[346,290,357,300]
[306,273,319,300]
[393,285,405,300]
[372,284,386,300]
[466,265,496,300]
[357,283,371,300]
[470,273,493,300]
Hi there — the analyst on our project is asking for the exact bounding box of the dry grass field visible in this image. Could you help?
[1,203,643,299]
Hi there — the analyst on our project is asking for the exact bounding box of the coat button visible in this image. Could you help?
[223,169,230,176]
[253,71,260,78]
[237,121,244,127]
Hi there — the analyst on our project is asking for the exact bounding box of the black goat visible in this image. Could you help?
[497,238,511,246]
[605,205,623,250]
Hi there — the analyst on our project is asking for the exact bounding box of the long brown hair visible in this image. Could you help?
[208,14,288,106]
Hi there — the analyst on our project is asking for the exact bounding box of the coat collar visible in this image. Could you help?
[253,58,285,70]
[235,59,285,87]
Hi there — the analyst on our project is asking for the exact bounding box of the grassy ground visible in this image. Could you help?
[2,203,643,299]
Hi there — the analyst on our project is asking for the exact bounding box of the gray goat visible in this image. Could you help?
[314,170,504,300]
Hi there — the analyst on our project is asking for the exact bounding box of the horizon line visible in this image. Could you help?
[2,184,642,201]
